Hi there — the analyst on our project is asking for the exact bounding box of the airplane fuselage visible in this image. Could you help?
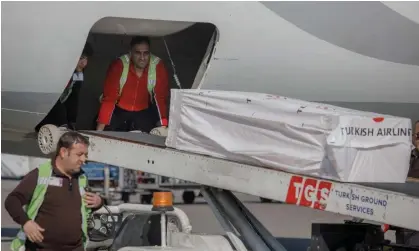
[2,1,419,133]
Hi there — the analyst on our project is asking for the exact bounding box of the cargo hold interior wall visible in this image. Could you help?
[70,18,217,130]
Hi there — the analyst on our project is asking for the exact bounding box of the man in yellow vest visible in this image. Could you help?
[96,36,170,133]
[5,131,103,251]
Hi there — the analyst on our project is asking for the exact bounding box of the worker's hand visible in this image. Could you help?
[84,192,103,208]
[23,220,45,243]
[150,126,168,137]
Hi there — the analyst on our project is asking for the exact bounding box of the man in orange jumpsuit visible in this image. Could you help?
[96,36,169,132]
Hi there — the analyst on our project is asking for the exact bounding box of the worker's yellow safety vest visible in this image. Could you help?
[10,161,91,251]
[99,53,161,103]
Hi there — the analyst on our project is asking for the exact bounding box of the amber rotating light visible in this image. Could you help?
[152,191,174,211]
[152,191,174,247]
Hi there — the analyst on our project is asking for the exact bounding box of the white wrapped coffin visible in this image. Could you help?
[165,89,412,182]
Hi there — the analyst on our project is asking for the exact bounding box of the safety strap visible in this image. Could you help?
[163,37,182,89]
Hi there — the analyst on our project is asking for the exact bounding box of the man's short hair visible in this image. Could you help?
[55,131,89,157]
[130,36,151,48]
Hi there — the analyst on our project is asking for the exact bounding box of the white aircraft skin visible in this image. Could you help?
[2,1,419,135]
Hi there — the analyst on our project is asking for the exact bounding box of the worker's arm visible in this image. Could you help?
[153,61,170,127]
[96,60,123,130]
[5,169,38,226]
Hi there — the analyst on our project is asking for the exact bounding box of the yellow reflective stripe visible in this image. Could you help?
[147,55,160,96]
[78,174,91,246]
[119,54,130,97]
[11,161,52,251]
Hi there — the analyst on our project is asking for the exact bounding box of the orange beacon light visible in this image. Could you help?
[152,191,174,247]
[152,191,174,211]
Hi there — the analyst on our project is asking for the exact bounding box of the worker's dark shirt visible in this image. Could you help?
[5,163,102,250]
[97,58,169,127]
[408,148,419,178]
[34,71,84,132]
[63,71,84,125]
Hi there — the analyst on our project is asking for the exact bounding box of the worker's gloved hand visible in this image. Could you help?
[150,126,168,137]
[96,123,106,131]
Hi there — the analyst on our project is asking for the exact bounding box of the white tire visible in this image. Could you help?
[37,124,64,154]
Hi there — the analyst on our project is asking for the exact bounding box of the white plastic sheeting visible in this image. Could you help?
[166,90,412,183]
[1,154,47,178]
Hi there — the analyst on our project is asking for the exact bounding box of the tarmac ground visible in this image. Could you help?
[2,179,397,251]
